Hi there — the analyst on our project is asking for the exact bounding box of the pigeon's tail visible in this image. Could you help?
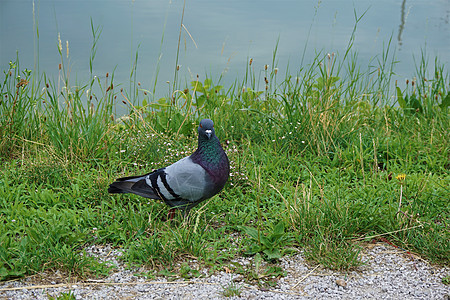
[108,174,144,193]
[107,182,132,194]
[108,174,160,200]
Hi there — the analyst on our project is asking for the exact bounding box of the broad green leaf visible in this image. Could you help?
[191,80,205,94]
[213,85,224,93]
[313,77,325,90]
[396,87,406,109]
[272,222,285,236]
[195,95,207,108]
[409,94,423,113]
[204,78,212,89]
[263,248,282,260]
[329,76,340,86]
[238,225,259,240]
[440,92,450,109]
[245,244,263,256]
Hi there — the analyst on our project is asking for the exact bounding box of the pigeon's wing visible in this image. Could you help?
[164,156,210,202]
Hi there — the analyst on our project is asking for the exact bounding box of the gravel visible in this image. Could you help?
[1,243,448,299]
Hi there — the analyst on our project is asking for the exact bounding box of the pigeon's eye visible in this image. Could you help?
[200,124,203,128]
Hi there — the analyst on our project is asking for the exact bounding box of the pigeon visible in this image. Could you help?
[108,119,230,218]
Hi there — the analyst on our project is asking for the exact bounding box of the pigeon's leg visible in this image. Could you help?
[168,208,177,220]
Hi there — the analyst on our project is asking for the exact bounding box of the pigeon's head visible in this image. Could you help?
[198,119,215,140]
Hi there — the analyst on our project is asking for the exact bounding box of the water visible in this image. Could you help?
[1,0,449,100]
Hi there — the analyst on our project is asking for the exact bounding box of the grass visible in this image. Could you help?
[0,20,449,284]
[48,291,76,300]
[221,281,243,297]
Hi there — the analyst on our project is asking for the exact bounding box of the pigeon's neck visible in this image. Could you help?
[193,136,224,165]
[191,135,229,186]
[192,136,228,175]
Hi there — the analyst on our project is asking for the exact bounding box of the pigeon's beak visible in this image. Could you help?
[205,129,212,139]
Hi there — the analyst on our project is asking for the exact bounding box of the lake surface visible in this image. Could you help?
[1,0,449,100]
